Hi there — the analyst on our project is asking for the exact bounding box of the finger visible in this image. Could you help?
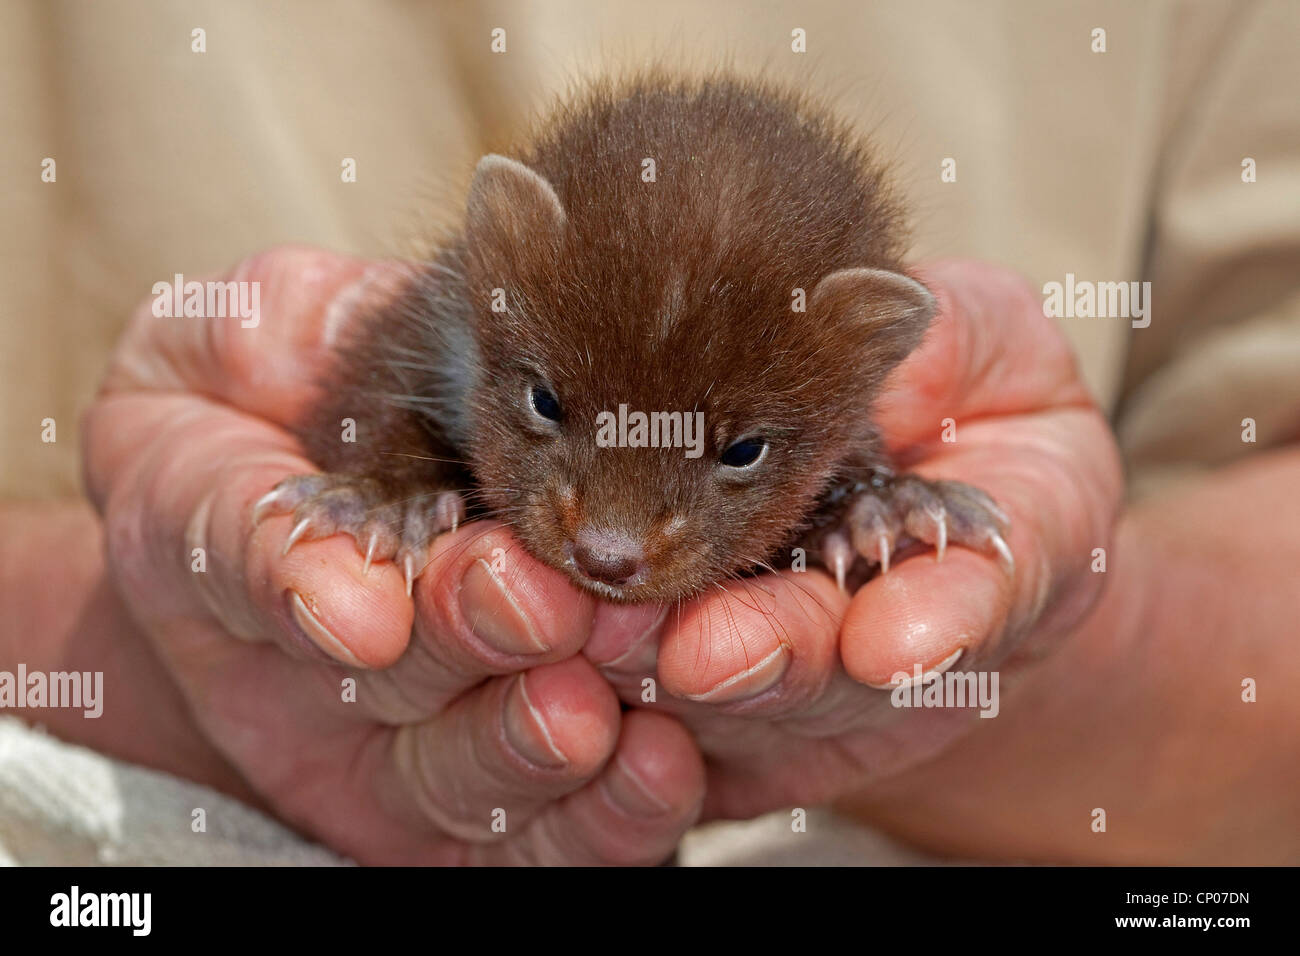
[589,585,888,746]
[646,572,851,718]
[841,550,1009,687]
[98,245,413,427]
[583,601,670,673]
[85,245,402,513]
[840,407,1120,685]
[84,383,419,672]
[472,709,705,865]
[346,521,598,722]
[378,656,623,845]
[877,259,1095,448]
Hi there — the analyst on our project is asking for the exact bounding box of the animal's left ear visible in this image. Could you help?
[810,267,935,372]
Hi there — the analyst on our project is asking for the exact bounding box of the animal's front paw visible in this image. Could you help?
[253,473,467,594]
[806,473,1013,590]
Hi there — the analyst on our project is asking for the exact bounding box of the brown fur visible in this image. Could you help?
[297,73,933,602]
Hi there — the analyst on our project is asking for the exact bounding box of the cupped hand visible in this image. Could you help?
[83,246,704,864]
[583,258,1124,819]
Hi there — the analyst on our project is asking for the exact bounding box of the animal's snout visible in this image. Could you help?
[571,527,646,587]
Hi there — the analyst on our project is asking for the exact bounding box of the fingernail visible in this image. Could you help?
[864,646,965,690]
[585,603,667,670]
[502,674,568,769]
[604,755,671,816]
[288,590,364,667]
[322,263,397,346]
[682,644,790,703]
[459,558,550,655]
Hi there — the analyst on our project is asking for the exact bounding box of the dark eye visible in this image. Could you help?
[719,437,767,469]
[529,385,563,423]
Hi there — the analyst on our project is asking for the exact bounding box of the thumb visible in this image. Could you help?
[875,258,1094,450]
[96,245,409,431]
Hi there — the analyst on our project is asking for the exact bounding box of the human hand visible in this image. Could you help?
[83,246,705,864]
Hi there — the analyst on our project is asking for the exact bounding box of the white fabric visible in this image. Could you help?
[0,716,950,866]
[0,717,347,866]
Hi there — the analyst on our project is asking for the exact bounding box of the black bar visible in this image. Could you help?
[0,865,1281,942]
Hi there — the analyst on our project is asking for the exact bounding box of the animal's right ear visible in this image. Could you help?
[810,267,936,374]
[465,154,567,263]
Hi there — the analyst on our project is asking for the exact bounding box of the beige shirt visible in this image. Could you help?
[2,0,1297,499]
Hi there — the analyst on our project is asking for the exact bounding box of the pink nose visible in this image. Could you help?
[572,528,645,587]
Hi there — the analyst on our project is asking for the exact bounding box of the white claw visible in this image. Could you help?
[403,554,415,597]
[823,531,853,593]
[988,531,1015,575]
[282,518,312,556]
[878,533,891,574]
[253,487,287,526]
[363,533,378,574]
[435,491,465,537]
[934,508,948,563]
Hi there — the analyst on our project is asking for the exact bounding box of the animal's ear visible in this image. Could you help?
[465,154,567,262]
[810,267,935,371]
